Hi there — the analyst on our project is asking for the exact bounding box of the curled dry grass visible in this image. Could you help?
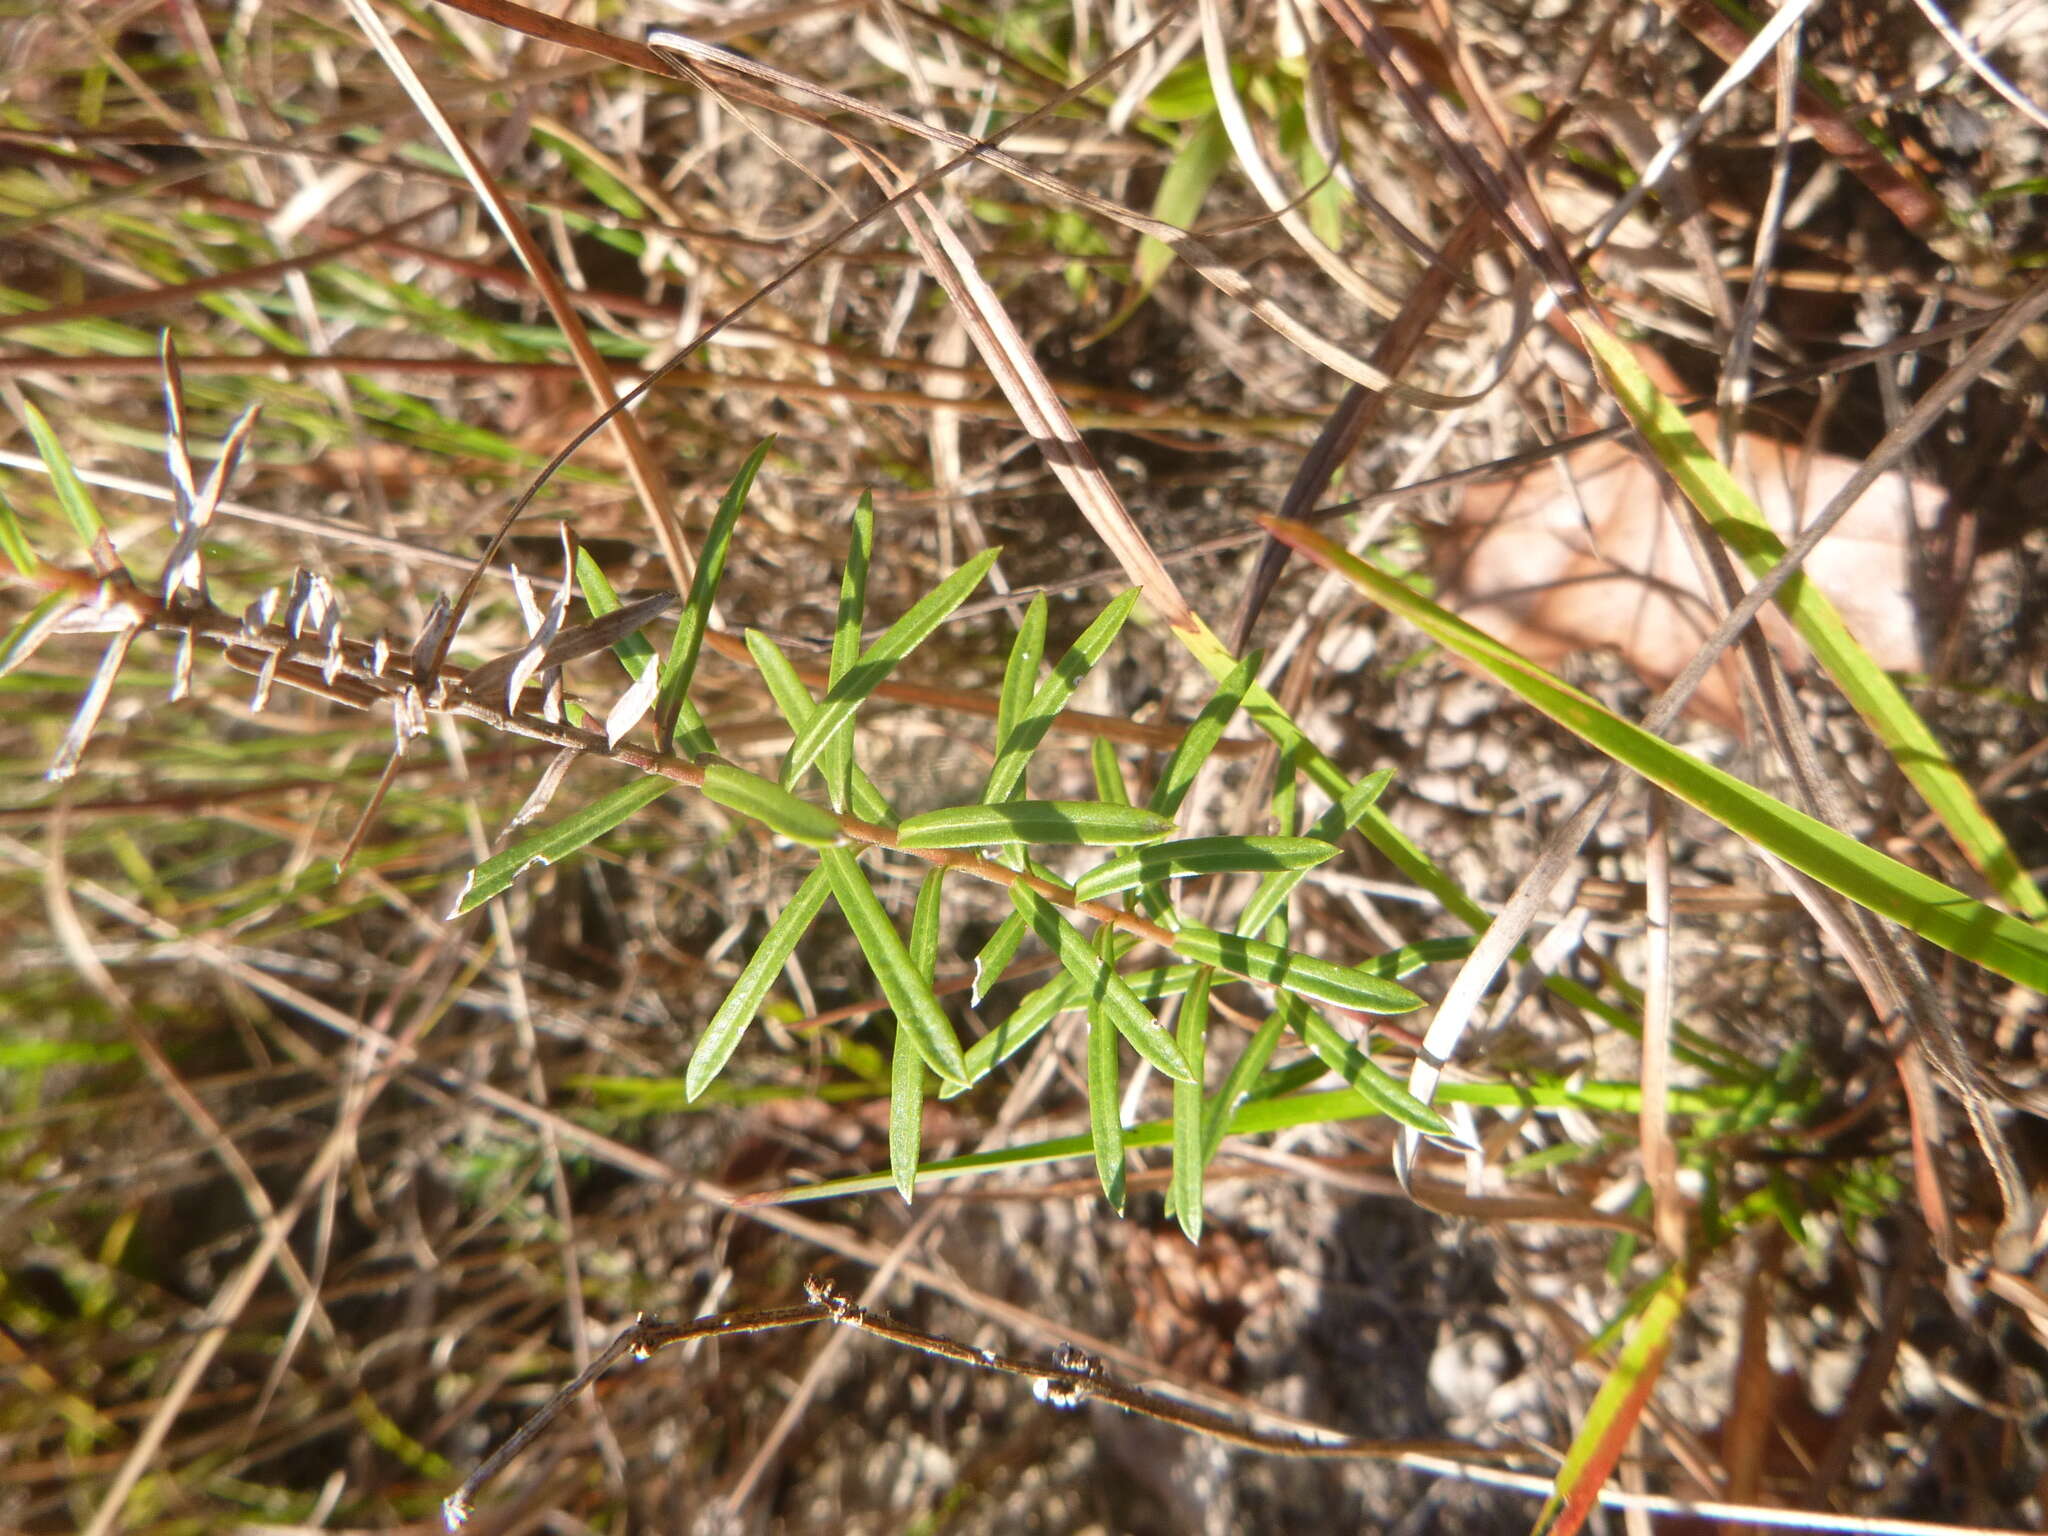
[3,2,2047,1533]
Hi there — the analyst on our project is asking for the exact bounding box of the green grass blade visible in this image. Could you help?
[451,773,672,915]
[1074,836,1338,904]
[1149,653,1257,817]
[685,865,832,1098]
[742,628,895,824]
[1120,113,1231,327]
[1267,517,2048,993]
[1009,883,1196,1082]
[1086,939,1128,1213]
[697,762,842,847]
[1170,966,1213,1242]
[1530,1265,1688,1536]
[821,846,970,1086]
[896,800,1173,850]
[1578,324,2047,923]
[1286,998,1454,1136]
[1169,924,1422,1014]
[781,547,1002,788]
[761,1074,1719,1204]
[17,398,106,549]
[656,437,773,755]
[824,492,873,813]
[983,588,1141,804]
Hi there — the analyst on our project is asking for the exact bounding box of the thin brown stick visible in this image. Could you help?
[439,1277,1530,1530]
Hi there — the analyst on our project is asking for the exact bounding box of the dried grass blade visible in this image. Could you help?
[541,593,676,670]
[340,0,694,671]
[653,31,1485,409]
[47,625,137,782]
[451,774,675,916]
[506,747,585,832]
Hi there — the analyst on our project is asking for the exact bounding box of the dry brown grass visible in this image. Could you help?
[3,2,2047,1533]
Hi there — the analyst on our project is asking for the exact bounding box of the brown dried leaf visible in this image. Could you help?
[1432,428,1942,728]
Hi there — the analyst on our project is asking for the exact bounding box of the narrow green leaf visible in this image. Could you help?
[1134,113,1230,295]
[1579,324,2048,923]
[17,398,105,549]
[1286,999,1454,1136]
[824,493,873,813]
[1531,1266,1688,1536]
[1191,1005,1288,1187]
[1272,743,1302,836]
[905,868,950,1204]
[1148,651,1257,817]
[888,869,943,1203]
[970,909,1030,1007]
[1169,924,1422,1014]
[1086,944,1128,1213]
[1235,769,1390,938]
[987,595,1047,802]
[685,865,831,1098]
[698,762,841,847]
[1009,883,1197,1082]
[889,1023,926,1203]
[769,1075,1725,1204]
[656,437,773,754]
[821,846,970,1085]
[896,800,1173,850]
[1090,112,1232,341]
[743,629,894,824]
[1089,735,1130,806]
[953,956,1194,1094]
[671,696,717,758]
[781,547,1001,788]
[1174,615,1492,930]
[573,547,656,680]
[910,866,946,975]
[1074,836,1337,904]
[1170,967,1213,1242]
[0,487,39,575]
[950,936,1472,1097]
[452,774,673,915]
[984,588,1142,805]
[1265,516,2048,993]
